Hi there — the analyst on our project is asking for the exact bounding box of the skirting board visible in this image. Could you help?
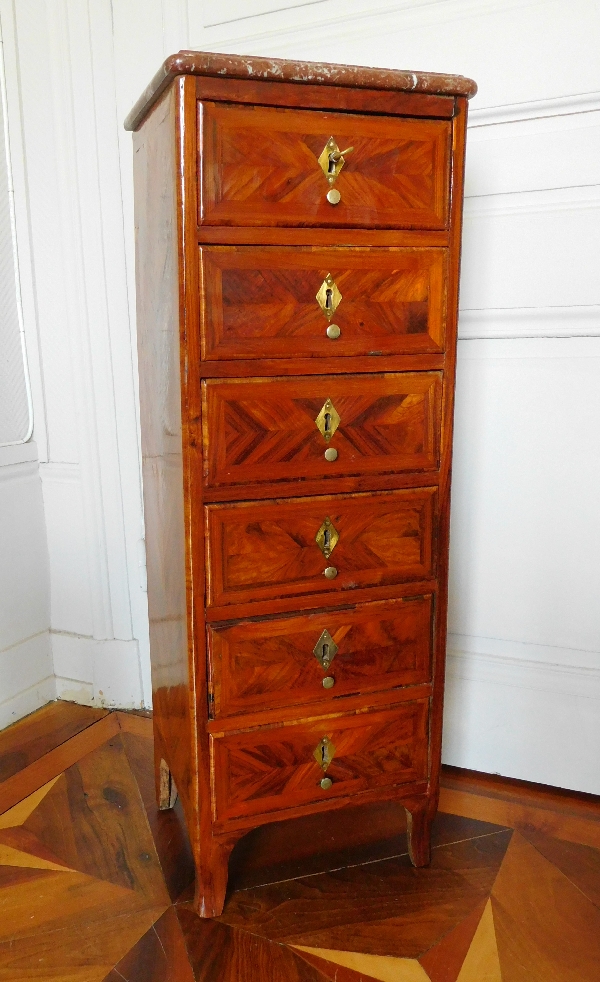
[50,633,145,710]
[443,637,600,794]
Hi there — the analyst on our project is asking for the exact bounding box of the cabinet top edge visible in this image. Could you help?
[124,49,477,131]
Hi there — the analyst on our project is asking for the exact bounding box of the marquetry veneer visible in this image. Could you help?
[126,50,476,917]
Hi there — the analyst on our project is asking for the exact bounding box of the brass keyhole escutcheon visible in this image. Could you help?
[316,517,339,559]
[315,398,340,442]
[313,628,338,670]
[316,274,342,320]
[313,735,336,772]
[318,136,354,185]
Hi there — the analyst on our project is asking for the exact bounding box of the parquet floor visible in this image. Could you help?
[0,704,599,981]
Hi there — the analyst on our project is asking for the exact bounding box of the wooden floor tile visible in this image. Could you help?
[439,786,600,850]
[120,729,195,901]
[230,809,509,893]
[0,702,107,783]
[0,713,120,816]
[293,947,383,981]
[103,906,195,982]
[176,909,329,981]
[23,735,169,906]
[418,899,486,982]
[519,828,600,909]
[455,900,501,982]
[293,946,430,981]
[221,831,511,959]
[491,831,600,981]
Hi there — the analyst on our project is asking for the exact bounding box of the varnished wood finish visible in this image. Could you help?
[208,594,433,718]
[200,103,451,230]
[130,54,474,917]
[200,247,447,360]
[205,488,436,608]
[0,701,108,783]
[1,706,599,978]
[203,373,442,488]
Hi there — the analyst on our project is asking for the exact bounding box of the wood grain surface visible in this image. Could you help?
[205,488,436,608]
[200,103,450,229]
[208,594,433,718]
[202,372,442,489]
[200,246,447,360]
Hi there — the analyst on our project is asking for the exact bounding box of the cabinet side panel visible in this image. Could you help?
[133,86,193,809]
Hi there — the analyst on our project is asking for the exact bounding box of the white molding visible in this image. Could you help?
[446,643,600,701]
[39,460,80,484]
[464,183,600,216]
[0,675,55,730]
[193,0,537,49]
[0,455,39,484]
[0,440,38,467]
[458,305,600,340]
[469,90,600,127]
[0,630,55,729]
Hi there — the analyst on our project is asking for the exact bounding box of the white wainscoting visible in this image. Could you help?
[0,454,53,728]
[1,0,598,789]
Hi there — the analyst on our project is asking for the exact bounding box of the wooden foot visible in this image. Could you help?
[405,797,433,867]
[193,833,242,918]
[157,757,178,811]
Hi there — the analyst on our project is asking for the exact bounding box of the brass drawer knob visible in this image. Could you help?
[324,447,338,462]
[322,676,335,689]
[324,566,338,579]
[326,324,341,339]
[327,188,341,205]
[320,776,333,790]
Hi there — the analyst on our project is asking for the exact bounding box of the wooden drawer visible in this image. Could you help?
[210,698,429,823]
[205,488,436,608]
[202,372,442,490]
[200,246,447,360]
[208,594,433,718]
[199,102,450,229]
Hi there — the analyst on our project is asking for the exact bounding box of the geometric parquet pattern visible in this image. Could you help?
[1,705,599,981]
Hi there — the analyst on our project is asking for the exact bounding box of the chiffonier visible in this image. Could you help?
[125,51,476,917]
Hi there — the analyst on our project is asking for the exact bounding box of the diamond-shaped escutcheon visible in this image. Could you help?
[315,398,340,442]
[315,517,339,559]
[313,628,339,670]
[316,273,342,319]
[313,735,336,772]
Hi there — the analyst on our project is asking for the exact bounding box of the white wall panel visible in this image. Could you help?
[0,458,49,651]
[460,189,600,313]
[449,337,600,653]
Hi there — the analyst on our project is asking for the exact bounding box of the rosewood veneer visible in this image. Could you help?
[126,50,476,917]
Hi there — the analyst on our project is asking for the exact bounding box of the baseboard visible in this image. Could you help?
[49,633,145,709]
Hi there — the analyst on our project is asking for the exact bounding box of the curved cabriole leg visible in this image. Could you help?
[405,797,434,867]
[193,832,244,918]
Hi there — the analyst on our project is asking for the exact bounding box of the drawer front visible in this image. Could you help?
[205,488,436,608]
[208,595,433,718]
[202,373,442,490]
[200,102,450,229]
[200,246,447,360]
[210,699,429,822]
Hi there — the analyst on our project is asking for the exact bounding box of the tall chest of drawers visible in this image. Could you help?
[126,51,476,917]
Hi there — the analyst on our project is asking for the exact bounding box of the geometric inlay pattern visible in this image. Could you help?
[1,705,599,981]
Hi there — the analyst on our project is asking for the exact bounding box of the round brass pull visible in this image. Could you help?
[326,324,341,339]
[326,188,341,205]
[322,676,335,689]
[324,566,338,579]
[320,777,333,790]
[324,447,338,462]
